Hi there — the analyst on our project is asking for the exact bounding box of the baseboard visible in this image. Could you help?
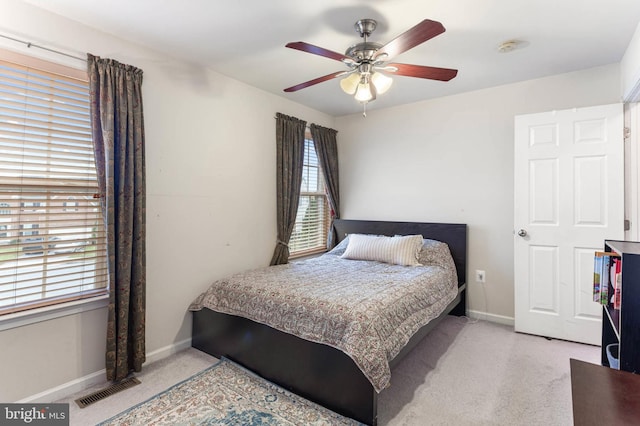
[18,369,107,404]
[19,337,192,403]
[144,337,192,365]
[467,309,515,326]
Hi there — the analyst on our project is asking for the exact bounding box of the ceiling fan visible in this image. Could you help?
[284,18,458,105]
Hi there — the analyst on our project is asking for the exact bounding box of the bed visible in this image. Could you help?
[190,219,467,425]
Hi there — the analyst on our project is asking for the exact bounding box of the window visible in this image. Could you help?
[289,134,330,256]
[63,196,78,212]
[20,223,40,237]
[0,203,9,239]
[0,49,107,315]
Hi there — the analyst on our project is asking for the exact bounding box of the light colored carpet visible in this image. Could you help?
[56,317,599,425]
[378,317,599,425]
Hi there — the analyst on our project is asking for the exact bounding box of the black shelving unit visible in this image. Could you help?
[602,240,640,373]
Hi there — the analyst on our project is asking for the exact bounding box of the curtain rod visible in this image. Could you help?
[0,33,86,62]
[273,116,311,130]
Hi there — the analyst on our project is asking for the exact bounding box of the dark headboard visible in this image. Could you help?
[333,219,467,286]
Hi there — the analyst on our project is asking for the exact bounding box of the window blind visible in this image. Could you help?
[0,52,107,315]
[289,138,329,255]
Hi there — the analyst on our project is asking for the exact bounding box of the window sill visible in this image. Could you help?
[0,295,109,332]
[290,249,327,262]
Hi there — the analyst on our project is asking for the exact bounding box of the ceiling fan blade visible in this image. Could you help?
[284,71,347,92]
[387,63,458,81]
[286,41,352,63]
[375,20,446,60]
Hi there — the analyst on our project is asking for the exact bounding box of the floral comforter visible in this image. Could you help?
[189,248,458,392]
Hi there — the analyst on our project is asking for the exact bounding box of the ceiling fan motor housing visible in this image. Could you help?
[346,19,381,63]
[345,42,383,62]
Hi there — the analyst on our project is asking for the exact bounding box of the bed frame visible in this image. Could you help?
[192,219,467,425]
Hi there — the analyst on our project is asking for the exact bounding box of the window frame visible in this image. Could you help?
[0,47,108,318]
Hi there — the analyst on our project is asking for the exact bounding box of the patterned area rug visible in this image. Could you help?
[98,357,361,425]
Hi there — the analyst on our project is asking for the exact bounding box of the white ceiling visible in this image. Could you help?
[20,0,640,117]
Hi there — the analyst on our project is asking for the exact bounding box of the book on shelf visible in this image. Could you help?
[593,251,621,307]
[593,254,603,303]
[612,257,622,310]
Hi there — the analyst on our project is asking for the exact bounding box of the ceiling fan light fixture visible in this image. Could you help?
[371,72,393,95]
[340,72,361,95]
[355,80,376,103]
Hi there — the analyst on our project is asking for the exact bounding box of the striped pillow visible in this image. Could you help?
[340,234,423,266]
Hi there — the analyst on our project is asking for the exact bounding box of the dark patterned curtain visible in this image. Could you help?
[87,54,146,382]
[270,113,306,265]
[310,124,340,249]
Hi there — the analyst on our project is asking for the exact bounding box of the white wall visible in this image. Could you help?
[0,0,333,402]
[335,64,621,322]
[622,21,640,101]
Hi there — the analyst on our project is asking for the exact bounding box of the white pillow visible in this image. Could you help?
[340,234,423,266]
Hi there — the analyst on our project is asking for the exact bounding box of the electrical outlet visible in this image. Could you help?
[475,270,486,283]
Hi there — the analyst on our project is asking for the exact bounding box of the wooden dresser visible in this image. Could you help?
[570,358,640,425]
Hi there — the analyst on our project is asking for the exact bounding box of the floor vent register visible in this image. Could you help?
[74,377,141,408]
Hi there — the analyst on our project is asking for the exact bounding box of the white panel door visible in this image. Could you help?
[514,104,624,345]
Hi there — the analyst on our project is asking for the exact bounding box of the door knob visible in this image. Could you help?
[517,229,527,237]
